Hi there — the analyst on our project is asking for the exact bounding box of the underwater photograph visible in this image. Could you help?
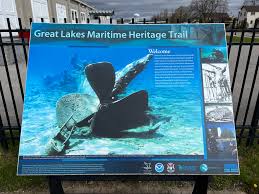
[206,122,238,158]
[19,45,205,156]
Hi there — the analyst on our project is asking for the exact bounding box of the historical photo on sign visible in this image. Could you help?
[202,63,231,104]
[205,105,234,122]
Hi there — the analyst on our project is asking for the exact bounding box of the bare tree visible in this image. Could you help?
[160,9,169,19]
[172,6,192,22]
[152,9,173,21]
[152,0,229,23]
[190,0,229,21]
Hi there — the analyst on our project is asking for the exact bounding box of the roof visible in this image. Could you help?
[241,5,259,12]
[76,0,96,10]
[89,10,115,16]
[202,12,230,20]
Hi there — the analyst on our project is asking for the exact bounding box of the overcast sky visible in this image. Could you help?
[86,0,245,18]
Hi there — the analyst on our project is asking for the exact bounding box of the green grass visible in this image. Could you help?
[0,145,47,192]
[226,35,259,43]
[210,142,259,193]
[0,141,259,193]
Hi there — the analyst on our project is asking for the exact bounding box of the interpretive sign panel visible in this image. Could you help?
[18,23,239,175]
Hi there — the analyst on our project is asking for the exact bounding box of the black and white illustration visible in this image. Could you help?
[205,105,234,122]
[202,63,231,104]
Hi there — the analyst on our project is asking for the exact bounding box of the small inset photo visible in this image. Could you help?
[205,105,234,122]
[201,48,227,63]
[202,63,231,103]
[206,122,237,157]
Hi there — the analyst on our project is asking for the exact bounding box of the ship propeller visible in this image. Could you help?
[81,62,149,137]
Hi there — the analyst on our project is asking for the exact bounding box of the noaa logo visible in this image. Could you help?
[167,163,175,173]
[155,163,164,173]
[200,164,208,172]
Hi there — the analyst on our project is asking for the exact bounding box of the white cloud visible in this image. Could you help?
[86,0,245,18]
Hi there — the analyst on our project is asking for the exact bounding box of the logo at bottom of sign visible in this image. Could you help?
[155,163,164,173]
[167,163,175,173]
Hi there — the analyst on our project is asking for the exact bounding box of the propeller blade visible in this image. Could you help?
[91,90,149,137]
[85,62,115,103]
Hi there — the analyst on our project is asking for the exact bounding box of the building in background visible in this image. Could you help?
[0,0,115,30]
[89,10,114,24]
[202,13,231,23]
[238,2,259,28]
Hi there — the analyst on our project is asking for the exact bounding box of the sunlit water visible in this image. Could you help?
[20,83,204,156]
[19,48,205,156]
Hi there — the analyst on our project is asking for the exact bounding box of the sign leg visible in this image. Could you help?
[192,176,208,194]
[48,176,64,194]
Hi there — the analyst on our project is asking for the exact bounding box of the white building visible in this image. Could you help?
[238,5,259,28]
[0,0,115,30]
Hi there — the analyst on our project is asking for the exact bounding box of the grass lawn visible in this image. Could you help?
[0,145,46,192]
[210,142,259,193]
[0,142,259,193]
[226,35,259,43]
